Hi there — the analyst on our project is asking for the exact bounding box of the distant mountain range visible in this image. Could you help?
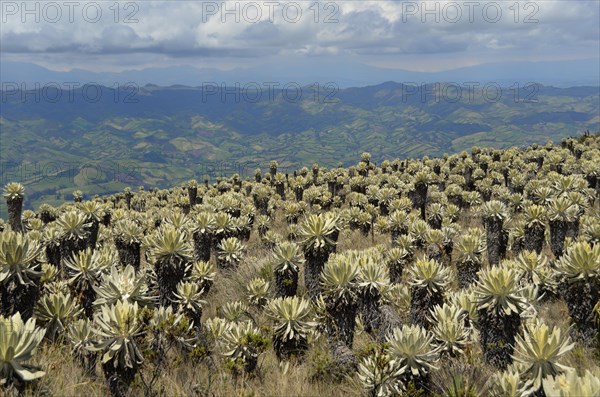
[2,58,599,88]
[1,81,598,216]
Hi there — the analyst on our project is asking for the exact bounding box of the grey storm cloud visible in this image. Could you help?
[0,0,598,69]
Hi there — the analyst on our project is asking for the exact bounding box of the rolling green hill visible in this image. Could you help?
[1,82,598,215]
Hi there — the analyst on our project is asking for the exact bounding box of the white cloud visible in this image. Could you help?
[0,0,597,71]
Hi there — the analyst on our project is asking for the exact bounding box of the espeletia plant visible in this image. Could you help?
[271,241,304,298]
[266,296,317,361]
[320,251,360,347]
[0,312,46,389]
[385,323,441,391]
[473,265,527,368]
[554,241,600,341]
[3,182,25,233]
[454,228,486,289]
[0,230,43,320]
[145,225,194,308]
[90,300,144,397]
[480,200,510,266]
[357,348,406,397]
[408,257,450,329]
[356,251,390,335]
[512,320,574,393]
[299,213,339,299]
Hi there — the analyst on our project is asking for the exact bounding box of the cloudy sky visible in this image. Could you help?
[1,0,599,73]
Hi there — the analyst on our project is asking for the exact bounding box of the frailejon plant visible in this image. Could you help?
[33,291,83,342]
[441,224,458,258]
[271,241,303,298]
[357,349,406,397]
[386,324,441,391]
[261,230,282,250]
[0,312,45,388]
[56,209,91,265]
[252,185,271,216]
[489,367,535,397]
[216,237,245,270]
[408,257,450,329]
[376,187,397,216]
[532,186,555,206]
[246,278,270,308]
[163,210,193,230]
[542,370,600,397]
[274,173,287,200]
[3,183,25,233]
[266,296,317,360]
[283,201,302,225]
[93,265,152,308]
[424,229,447,264]
[67,318,97,376]
[481,200,510,266]
[78,200,104,250]
[554,241,600,340]
[512,320,574,392]
[582,215,600,245]
[190,260,215,294]
[455,228,486,288]
[147,306,198,367]
[321,251,360,348]
[431,360,491,397]
[426,203,444,230]
[523,204,547,254]
[146,225,193,308]
[173,281,206,328]
[356,251,390,335]
[113,219,143,269]
[64,247,111,317]
[222,320,268,375]
[39,263,58,291]
[513,250,556,299]
[411,171,431,220]
[429,303,470,358]
[0,230,43,319]
[90,300,144,397]
[212,212,236,250]
[219,300,250,323]
[565,191,588,238]
[25,218,43,234]
[191,213,216,260]
[385,247,411,284]
[42,224,61,268]
[548,197,579,258]
[38,203,56,225]
[299,213,339,300]
[409,218,430,249]
[232,215,252,241]
[187,179,199,206]
[473,265,527,368]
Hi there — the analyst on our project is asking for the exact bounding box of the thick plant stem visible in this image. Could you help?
[7,197,23,233]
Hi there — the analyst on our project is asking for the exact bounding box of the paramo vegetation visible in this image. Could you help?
[1,134,600,396]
